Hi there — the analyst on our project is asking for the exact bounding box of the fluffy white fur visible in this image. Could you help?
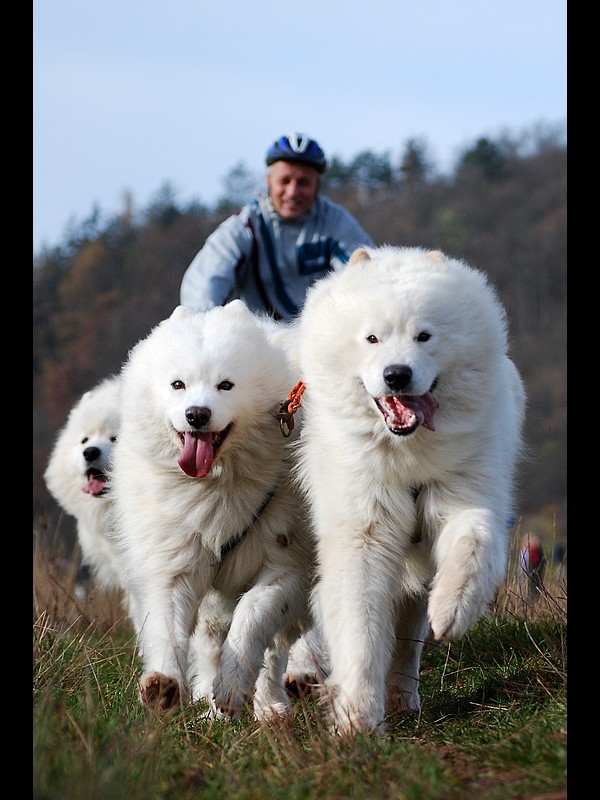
[291,246,526,736]
[109,301,313,720]
[44,375,123,590]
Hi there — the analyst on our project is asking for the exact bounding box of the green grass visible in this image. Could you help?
[33,539,567,800]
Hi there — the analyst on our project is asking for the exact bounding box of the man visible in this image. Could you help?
[180,133,374,319]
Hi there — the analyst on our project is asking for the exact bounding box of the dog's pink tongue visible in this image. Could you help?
[178,431,214,478]
[415,391,439,430]
[83,474,108,495]
[391,392,439,431]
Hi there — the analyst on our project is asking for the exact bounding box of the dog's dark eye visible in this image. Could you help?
[218,380,234,391]
[171,380,185,390]
[417,331,431,342]
[110,435,117,443]
[81,437,89,445]
[366,335,379,344]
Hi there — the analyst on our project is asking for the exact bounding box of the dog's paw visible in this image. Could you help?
[253,699,292,724]
[329,711,388,738]
[428,511,505,641]
[140,672,183,711]
[195,703,231,722]
[212,675,249,717]
[386,685,421,716]
[325,683,387,737]
[254,685,292,720]
[427,581,488,642]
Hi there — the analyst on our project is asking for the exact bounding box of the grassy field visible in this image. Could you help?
[33,529,567,800]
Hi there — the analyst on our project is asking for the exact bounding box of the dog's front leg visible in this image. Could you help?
[212,569,307,718]
[136,579,189,711]
[387,592,429,716]
[315,527,402,737]
[136,565,212,712]
[188,589,235,716]
[253,626,303,721]
[427,506,509,642]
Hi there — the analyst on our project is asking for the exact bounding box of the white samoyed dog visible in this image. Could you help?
[291,246,526,736]
[44,375,123,591]
[109,301,314,720]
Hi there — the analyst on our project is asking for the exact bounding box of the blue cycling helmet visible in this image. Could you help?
[265,133,327,173]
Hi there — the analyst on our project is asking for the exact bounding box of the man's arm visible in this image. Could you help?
[180,212,255,310]
[317,197,375,272]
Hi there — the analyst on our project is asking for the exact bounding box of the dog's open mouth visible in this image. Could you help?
[83,468,109,496]
[375,386,438,436]
[177,424,233,478]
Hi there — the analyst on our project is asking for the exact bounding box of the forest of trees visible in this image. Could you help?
[33,123,567,552]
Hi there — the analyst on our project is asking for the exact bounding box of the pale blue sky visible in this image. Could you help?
[33,0,566,254]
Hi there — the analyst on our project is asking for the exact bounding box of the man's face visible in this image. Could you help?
[267,161,320,220]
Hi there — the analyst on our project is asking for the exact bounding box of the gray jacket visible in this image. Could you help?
[180,194,374,319]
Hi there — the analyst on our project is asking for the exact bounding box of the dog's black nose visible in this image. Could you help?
[83,446,101,463]
[383,365,412,392]
[185,406,211,429]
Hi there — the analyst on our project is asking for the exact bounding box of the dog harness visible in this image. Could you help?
[277,381,305,437]
[219,488,276,561]
[219,386,305,560]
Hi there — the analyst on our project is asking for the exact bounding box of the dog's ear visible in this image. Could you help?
[225,299,251,316]
[425,250,446,263]
[170,305,196,320]
[348,248,371,267]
